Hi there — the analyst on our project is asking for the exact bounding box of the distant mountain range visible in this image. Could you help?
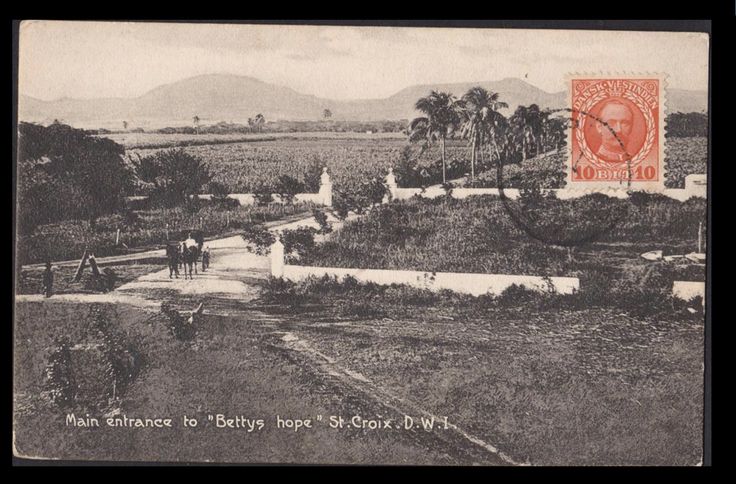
[18,74,708,129]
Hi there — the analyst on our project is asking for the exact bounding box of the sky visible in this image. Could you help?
[18,21,710,101]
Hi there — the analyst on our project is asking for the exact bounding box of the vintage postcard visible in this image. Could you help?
[13,21,709,465]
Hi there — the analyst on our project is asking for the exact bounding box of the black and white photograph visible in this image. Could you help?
[12,21,710,465]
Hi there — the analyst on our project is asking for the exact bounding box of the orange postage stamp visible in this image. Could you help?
[569,75,665,190]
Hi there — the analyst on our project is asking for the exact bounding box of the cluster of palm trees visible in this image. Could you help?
[409,87,567,184]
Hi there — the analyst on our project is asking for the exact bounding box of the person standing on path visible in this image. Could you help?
[201,246,210,272]
[167,243,180,279]
[42,260,54,298]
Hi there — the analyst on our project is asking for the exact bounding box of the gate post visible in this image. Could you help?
[384,167,397,203]
[319,167,333,207]
[270,237,285,278]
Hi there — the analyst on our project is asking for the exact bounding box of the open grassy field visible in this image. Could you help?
[264,277,704,465]
[14,282,704,465]
[286,298,704,465]
[13,301,493,464]
[102,131,406,150]
[126,137,471,193]
[118,134,707,192]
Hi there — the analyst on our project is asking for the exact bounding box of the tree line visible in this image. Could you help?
[408,87,569,184]
[407,87,706,185]
[17,122,215,235]
[665,112,707,137]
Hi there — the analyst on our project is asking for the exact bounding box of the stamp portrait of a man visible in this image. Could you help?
[594,99,634,163]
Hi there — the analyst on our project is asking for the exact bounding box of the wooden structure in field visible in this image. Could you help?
[71,249,101,283]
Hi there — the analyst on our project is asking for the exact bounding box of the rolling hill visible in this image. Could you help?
[18,74,708,129]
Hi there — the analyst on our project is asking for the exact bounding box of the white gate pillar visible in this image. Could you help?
[319,167,333,207]
[270,238,285,278]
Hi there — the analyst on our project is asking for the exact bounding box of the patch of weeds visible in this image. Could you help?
[160,302,198,341]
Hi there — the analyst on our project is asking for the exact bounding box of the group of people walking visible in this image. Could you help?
[166,233,210,280]
[38,232,212,299]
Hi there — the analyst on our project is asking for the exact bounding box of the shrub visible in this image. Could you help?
[82,268,118,293]
[160,303,197,341]
[281,227,318,262]
[43,337,76,408]
[240,224,276,255]
[253,182,274,207]
[496,284,546,306]
[89,306,143,399]
[260,277,314,307]
[43,306,143,409]
[273,174,305,205]
[333,178,388,219]
[313,209,332,234]
[122,209,142,229]
[131,149,212,208]
[303,159,324,192]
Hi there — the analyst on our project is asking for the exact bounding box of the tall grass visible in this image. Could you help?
[303,195,706,276]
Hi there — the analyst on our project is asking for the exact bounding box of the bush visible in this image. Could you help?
[43,306,143,409]
[82,268,118,293]
[281,227,317,262]
[313,209,332,234]
[131,149,212,208]
[44,337,75,408]
[273,175,305,205]
[333,178,388,219]
[253,182,274,207]
[122,209,142,229]
[240,224,276,255]
[160,303,197,341]
[89,306,143,399]
[259,277,315,308]
[303,160,324,193]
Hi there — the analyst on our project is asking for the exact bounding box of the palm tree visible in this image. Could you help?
[509,104,544,161]
[459,87,508,181]
[409,91,462,184]
[539,108,567,153]
[193,115,200,135]
[254,114,265,133]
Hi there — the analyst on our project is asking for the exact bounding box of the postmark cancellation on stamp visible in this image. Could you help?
[568,74,666,191]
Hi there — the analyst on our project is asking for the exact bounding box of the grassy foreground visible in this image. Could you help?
[13,301,476,464]
[257,277,705,465]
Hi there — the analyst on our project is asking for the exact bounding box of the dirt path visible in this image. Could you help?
[273,330,516,465]
[115,235,268,302]
[15,211,518,465]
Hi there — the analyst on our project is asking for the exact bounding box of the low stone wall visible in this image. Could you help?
[672,281,706,303]
[276,263,579,297]
[195,193,325,205]
[390,186,704,202]
[387,174,707,202]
